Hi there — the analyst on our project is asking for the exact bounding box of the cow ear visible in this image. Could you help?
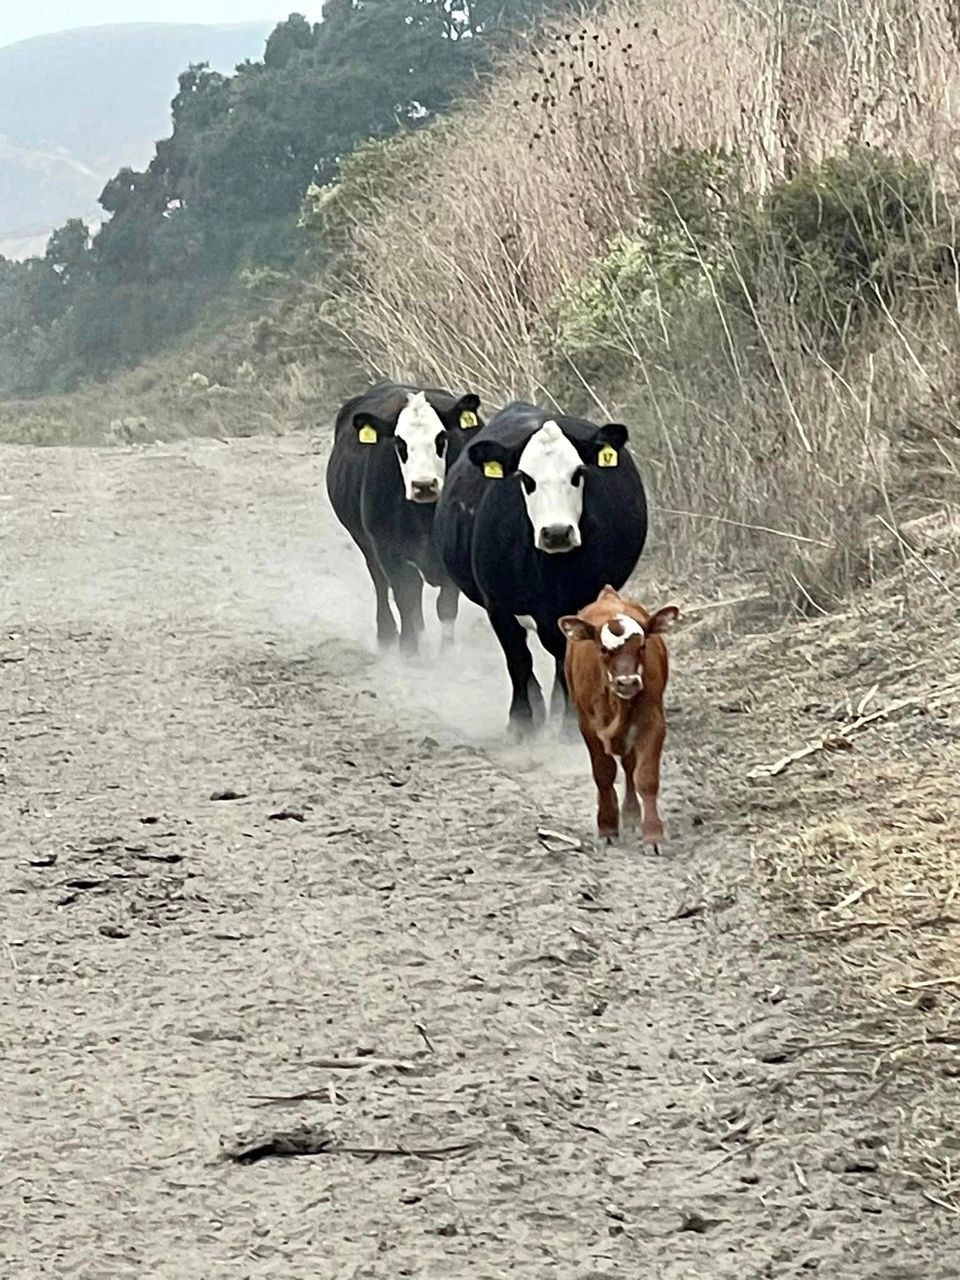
[559,616,597,642]
[468,439,515,479]
[596,423,629,450]
[353,412,394,443]
[441,392,482,432]
[587,422,628,468]
[645,605,680,635]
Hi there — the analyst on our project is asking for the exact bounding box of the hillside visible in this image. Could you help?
[0,22,273,258]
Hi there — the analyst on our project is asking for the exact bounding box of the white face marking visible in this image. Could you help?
[517,421,584,553]
[600,613,644,650]
[395,391,447,502]
[515,615,538,632]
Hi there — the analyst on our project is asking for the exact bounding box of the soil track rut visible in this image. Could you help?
[1,436,955,1278]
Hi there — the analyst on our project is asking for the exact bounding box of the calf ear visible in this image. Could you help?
[559,616,597,642]
[352,411,394,444]
[468,439,516,479]
[645,605,680,634]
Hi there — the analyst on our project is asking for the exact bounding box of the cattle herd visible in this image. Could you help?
[326,381,679,849]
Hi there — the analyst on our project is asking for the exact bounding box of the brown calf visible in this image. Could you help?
[559,585,679,849]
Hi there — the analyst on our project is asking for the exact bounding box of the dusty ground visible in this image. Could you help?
[2,434,958,1278]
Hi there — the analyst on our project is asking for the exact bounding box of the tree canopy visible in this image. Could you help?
[0,0,575,397]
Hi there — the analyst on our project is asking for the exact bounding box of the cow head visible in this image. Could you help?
[468,420,629,554]
[353,390,454,504]
[559,589,679,700]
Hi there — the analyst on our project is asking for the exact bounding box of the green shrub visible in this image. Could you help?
[537,147,742,407]
[728,147,957,354]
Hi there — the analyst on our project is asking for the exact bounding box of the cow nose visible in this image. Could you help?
[539,523,576,552]
[410,479,440,502]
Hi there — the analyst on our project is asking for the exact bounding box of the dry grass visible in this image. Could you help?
[329,0,960,607]
[344,0,960,390]
[0,337,343,448]
[669,508,960,1195]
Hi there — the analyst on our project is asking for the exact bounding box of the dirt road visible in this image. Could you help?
[2,435,955,1278]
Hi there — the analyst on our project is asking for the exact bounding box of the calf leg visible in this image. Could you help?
[488,609,544,735]
[582,729,619,843]
[633,718,666,851]
[437,578,459,653]
[621,749,642,829]
[380,556,425,656]
[360,545,398,650]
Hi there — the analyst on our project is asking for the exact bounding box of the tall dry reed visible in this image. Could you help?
[330,0,960,607]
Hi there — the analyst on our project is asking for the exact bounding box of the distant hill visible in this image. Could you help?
[0,22,274,259]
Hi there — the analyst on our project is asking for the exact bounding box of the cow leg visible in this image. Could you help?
[621,749,642,829]
[488,609,544,735]
[583,730,619,844]
[633,720,666,852]
[550,655,567,720]
[437,578,459,653]
[537,626,576,733]
[381,556,425,656]
[360,546,398,650]
[550,656,580,740]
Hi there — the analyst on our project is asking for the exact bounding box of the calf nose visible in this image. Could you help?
[614,674,641,697]
[539,523,576,552]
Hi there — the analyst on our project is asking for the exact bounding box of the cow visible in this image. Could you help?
[559,585,679,849]
[434,402,648,734]
[325,381,484,655]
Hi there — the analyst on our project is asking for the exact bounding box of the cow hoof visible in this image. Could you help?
[507,711,538,741]
[598,833,619,848]
[644,841,664,857]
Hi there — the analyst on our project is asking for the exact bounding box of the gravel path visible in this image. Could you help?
[2,435,955,1278]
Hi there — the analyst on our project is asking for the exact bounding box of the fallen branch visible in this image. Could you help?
[748,680,960,780]
[305,1056,417,1071]
[775,915,960,941]
[900,975,960,991]
[537,828,582,851]
[221,1123,481,1165]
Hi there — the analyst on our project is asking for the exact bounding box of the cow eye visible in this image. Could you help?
[571,465,586,486]
[519,471,537,494]
[395,438,408,462]
[435,433,447,456]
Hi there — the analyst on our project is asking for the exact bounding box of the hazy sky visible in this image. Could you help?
[1,3,325,50]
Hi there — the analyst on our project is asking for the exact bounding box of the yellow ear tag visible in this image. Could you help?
[358,424,378,445]
[597,444,618,468]
[483,460,504,479]
[460,410,479,429]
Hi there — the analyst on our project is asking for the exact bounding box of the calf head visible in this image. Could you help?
[468,420,629,554]
[354,390,479,504]
[559,590,679,699]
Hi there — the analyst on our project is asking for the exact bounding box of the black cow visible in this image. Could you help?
[434,401,648,733]
[326,381,484,654]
